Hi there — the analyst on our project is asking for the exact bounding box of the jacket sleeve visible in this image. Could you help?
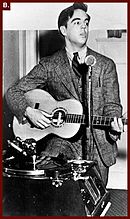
[5,63,48,123]
[102,59,122,117]
[102,59,123,140]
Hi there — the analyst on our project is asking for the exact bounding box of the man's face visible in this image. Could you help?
[61,9,90,48]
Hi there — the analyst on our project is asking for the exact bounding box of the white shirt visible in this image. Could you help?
[65,46,87,65]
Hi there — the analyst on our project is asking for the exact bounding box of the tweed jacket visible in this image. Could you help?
[6,47,122,167]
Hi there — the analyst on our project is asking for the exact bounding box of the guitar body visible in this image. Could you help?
[13,89,83,141]
[13,89,127,141]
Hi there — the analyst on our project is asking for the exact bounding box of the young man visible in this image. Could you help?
[6,3,123,186]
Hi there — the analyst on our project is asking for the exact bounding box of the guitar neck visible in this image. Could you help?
[66,114,127,126]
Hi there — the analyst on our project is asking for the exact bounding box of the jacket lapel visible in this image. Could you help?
[53,47,99,100]
[54,49,79,100]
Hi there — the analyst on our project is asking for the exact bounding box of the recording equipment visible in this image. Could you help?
[7,137,37,157]
[3,155,111,216]
[6,137,37,170]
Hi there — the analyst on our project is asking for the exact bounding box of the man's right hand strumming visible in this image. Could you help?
[25,106,52,129]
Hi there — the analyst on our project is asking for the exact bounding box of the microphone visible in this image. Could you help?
[84,55,96,66]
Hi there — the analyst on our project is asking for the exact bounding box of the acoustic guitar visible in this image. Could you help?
[13,89,127,141]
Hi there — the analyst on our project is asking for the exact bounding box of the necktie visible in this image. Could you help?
[72,52,81,77]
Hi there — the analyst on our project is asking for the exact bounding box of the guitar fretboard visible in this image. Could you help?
[66,114,127,126]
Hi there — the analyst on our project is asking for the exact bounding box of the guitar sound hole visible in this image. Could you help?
[52,108,66,127]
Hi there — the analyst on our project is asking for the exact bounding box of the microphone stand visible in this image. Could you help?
[81,64,93,160]
[87,65,93,159]
[81,64,89,160]
[81,55,96,160]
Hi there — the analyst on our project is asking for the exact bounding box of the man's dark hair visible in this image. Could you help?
[58,3,90,34]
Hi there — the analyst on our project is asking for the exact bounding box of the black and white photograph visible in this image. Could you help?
[2,2,128,216]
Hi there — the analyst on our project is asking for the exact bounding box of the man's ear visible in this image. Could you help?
[60,26,67,36]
